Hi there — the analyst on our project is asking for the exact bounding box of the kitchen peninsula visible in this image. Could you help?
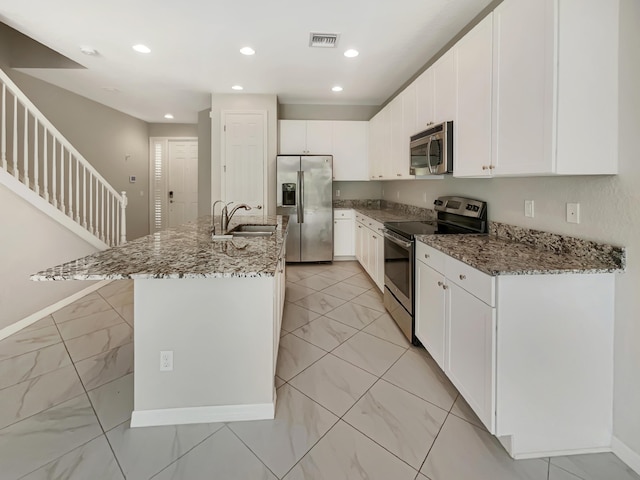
[31,215,289,427]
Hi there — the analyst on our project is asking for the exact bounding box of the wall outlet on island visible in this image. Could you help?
[160,351,173,371]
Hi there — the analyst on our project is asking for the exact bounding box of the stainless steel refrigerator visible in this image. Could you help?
[276,155,333,263]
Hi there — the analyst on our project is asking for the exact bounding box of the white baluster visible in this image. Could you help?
[34,117,40,195]
[120,191,127,244]
[75,157,80,223]
[1,84,6,170]
[82,164,87,228]
[23,105,28,187]
[12,96,17,177]
[68,152,73,217]
[60,146,65,214]
[43,129,49,201]
[89,173,94,234]
[116,199,120,246]
[52,138,57,208]
[101,183,105,242]
[111,194,115,246]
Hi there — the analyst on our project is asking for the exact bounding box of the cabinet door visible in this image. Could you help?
[371,229,384,291]
[433,50,457,124]
[371,106,392,180]
[355,222,364,264]
[334,218,354,256]
[389,96,404,179]
[279,120,307,154]
[415,261,447,370]
[492,0,553,175]
[415,68,435,131]
[454,14,494,178]
[397,85,416,179]
[368,112,382,180]
[333,121,369,181]
[447,282,496,433]
[306,121,333,154]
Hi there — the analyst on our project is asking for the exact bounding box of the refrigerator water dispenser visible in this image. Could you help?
[282,183,296,206]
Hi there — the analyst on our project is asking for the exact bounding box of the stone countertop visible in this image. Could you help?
[352,207,429,224]
[31,215,289,280]
[416,234,624,276]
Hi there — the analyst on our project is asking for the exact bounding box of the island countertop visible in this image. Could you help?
[416,233,625,276]
[31,215,289,281]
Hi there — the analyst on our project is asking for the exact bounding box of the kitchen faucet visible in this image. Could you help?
[211,200,224,235]
[221,203,252,232]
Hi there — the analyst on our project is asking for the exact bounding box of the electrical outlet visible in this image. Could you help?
[160,351,173,371]
[396,191,400,200]
[423,192,428,204]
[566,203,580,224]
[524,200,534,218]
[335,189,340,197]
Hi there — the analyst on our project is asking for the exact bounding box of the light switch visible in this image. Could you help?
[524,200,534,218]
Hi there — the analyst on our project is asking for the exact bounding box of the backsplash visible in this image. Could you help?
[490,221,626,270]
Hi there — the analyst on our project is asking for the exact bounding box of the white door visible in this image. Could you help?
[223,112,266,213]
[149,137,198,233]
[168,140,198,227]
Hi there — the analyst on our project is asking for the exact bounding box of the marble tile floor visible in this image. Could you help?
[0,261,637,479]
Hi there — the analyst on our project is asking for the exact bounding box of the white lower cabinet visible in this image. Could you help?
[354,213,384,291]
[334,209,355,258]
[415,241,615,459]
[273,248,286,373]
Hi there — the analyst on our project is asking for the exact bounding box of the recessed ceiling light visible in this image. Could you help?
[132,44,151,54]
[240,47,255,56]
[164,113,174,119]
[332,86,343,92]
[232,85,244,91]
[80,46,98,56]
[344,49,359,58]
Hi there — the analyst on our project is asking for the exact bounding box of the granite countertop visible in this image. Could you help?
[351,207,430,224]
[416,234,624,276]
[31,215,289,280]
[334,199,435,224]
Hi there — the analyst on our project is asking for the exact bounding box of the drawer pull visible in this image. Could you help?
[442,284,448,290]
[459,274,466,280]
[424,254,430,259]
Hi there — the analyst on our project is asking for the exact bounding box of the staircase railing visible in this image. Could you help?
[0,68,127,246]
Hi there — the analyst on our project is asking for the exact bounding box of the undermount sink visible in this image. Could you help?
[228,224,277,237]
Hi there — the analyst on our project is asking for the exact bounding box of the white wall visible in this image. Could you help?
[380,0,640,458]
[0,184,98,330]
[209,94,278,214]
[333,181,382,201]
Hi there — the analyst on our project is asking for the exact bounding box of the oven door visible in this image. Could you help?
[383,231,413,313]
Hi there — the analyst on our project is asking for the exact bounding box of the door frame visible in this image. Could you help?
[148,137,198,233]
[220,110,268,210]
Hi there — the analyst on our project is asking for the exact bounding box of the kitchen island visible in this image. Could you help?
[32,215,288,427]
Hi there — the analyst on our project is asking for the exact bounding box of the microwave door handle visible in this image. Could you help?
[427,136,436,174]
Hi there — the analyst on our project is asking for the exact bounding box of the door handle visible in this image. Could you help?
[255,205,263,210]
[169,191,174,203]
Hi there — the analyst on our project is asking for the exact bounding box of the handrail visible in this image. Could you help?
[0,67,127,246]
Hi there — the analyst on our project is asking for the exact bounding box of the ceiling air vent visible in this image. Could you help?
[309,33,340,48]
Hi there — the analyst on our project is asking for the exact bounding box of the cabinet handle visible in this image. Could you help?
[489,165,495,170]
[334,221,337,224]
[424,254,430,259]
[437,281,443,287]
[358,225,362,228]
[459,274,466,280]
[378,175,383,178]
[372,235,377,239]
[442,284,449,290]
[397,173,401,177]
[482,166,488,170]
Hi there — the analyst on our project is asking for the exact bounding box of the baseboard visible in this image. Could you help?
[130,401,276,427]
[612,436,640,476]
[0,280,112,341]
[333,255,357,261]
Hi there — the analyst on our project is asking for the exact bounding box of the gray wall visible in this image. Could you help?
[332,181,382,201]
[279,104,379,121]
[148,123,197,137]
[197,108,212,217]
[209,94,278,214]
[379,0,640,457]
[4,70,150,240]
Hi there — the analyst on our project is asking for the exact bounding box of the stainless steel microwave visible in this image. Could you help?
[409,121,453,175]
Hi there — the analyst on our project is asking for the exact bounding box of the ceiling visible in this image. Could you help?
[0,0,494,123]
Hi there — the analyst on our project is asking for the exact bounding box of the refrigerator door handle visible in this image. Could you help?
[298,170,305,223]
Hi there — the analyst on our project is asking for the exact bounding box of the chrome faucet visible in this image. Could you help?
[221,203,252,232]
[211,200,224,235]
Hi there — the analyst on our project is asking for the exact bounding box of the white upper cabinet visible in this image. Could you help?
[389,96,404,179]
[279,120,369,180]
[492,0,618,175]
[453,14,494,178]
[278,120,332,154]
[368,106,391,180]
[432,50,457,125]
[332,121,369,181]
[415,68,435,132]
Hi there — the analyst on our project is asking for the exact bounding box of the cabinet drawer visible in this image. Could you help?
[365,218,384,233]
[416,242,447,274]
[446,256,495,306]
[334,209,353,220]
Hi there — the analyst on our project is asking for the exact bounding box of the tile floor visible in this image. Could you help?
[0,261,638,480]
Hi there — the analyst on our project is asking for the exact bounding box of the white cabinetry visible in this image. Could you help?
[491,0,618,175]
[368,108,391,180]
[415,68,435,132]
[453,14,494,177]
[414,241,615,458]
[273,247,286,371]
[432,50,457,125]
[279,120,369,180]
[355,212,384,291]
[334,209,355,258]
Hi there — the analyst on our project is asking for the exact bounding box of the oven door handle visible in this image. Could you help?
[383,231,412,249]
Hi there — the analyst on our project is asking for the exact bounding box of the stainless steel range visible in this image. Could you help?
[383,196,487,346]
